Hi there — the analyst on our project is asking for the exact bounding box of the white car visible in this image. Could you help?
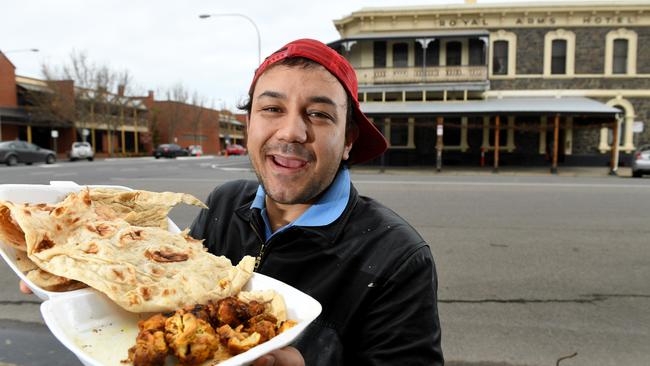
[69,142,94,161]
[632,144,650,178]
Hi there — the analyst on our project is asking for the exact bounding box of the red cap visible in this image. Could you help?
[249,38,387,165]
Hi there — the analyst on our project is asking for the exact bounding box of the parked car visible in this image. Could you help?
[225,144,247,156]
[632,144,650,178]
[0,140,56,166]
[69,141,94,161]
[186,145,203,156]
[153,143,189,158]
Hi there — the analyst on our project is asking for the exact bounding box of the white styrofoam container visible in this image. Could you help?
[41,272,322,366]
[1,181,322,366]
[0,181,180,300]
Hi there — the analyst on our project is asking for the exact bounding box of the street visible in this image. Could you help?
[1,156,649,366]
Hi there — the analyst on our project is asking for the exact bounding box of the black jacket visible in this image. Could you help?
[190,180,443,365]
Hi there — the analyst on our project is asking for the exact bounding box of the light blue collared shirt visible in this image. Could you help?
[250,167,351,241]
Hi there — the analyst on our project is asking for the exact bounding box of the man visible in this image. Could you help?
[19,38,442,365]
[189,39,443,365]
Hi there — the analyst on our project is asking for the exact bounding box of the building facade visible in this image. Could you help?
[1,53,229,157]
[330,0,650,168]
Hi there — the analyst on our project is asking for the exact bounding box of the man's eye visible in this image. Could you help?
[307,111,333,120]
[261,107,281,113]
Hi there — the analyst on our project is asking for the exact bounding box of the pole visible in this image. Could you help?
[551,114,560,174]
[610,116,620,175]
[493,115,500,173]
[0,114,3,141]
[436,116,443,172]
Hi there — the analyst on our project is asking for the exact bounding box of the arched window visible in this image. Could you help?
[605,29,637,76]
[613,39,629,74]
[489,30,517,77]
[492,40,508,75]
[551,39,567,74]
[544,29,575,76]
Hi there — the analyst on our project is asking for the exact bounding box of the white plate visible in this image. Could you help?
[0,181,180,300]
[41,272,322,366]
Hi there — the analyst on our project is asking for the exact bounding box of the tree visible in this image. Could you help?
[188,91,205,146]
[164,83,189,144]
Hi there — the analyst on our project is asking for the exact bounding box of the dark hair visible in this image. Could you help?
[237,57,357,134]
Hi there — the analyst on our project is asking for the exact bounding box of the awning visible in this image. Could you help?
[360,97,621,117]
[0,107,29,120]
[328,29,490,46]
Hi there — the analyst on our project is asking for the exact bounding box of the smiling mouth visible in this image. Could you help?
[270,155,308,169]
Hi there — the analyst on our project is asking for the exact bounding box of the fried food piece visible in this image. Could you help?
[277,320,298,334]
[247,320,276,343]
[139,313,168,332]
[212,297,259,327]
[227,332,261,355]
[127,329,168,366]
[165,310,220,365]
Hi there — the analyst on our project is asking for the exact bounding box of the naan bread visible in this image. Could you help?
[1,189,254,312]
[89,188,207,230]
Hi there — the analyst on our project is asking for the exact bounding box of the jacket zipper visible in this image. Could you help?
[249,222,265,270]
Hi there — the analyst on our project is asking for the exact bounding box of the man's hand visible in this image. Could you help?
[19,280,33,294]
[253,347,304,366]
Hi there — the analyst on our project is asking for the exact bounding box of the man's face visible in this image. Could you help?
[247,64,354,205]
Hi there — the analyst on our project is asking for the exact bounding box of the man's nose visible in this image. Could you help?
[276,110,308,143]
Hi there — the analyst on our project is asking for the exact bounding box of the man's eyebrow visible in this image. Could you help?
[257,90,286,100]
[309,96,337,107]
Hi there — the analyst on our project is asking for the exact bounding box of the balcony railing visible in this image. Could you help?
[355,66,488,85]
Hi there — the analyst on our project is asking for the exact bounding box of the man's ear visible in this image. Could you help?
[342,125,359,161]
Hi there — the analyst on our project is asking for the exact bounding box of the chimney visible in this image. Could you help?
[117,84,125,96]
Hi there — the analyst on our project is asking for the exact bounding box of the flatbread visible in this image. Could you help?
[89,188,207,230]
[1,189,254,312]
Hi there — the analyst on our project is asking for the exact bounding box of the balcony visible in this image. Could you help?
[356,66,488,85]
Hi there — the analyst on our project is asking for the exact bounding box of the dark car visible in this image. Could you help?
[225,144,247,156]
[153,143,189,158]
[0,140,57,166]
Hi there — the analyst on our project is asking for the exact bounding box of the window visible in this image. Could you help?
[551,39,567,74]
[469,39,485,66]
[605,29,636,75]
[392,43,408,67]
[446,41,462,66]
[544,30,575,76]
[414,40,439,67]
[613,39,628,74]
[374,41,387,68]
[492,40,508,75]
[390,118,408,146]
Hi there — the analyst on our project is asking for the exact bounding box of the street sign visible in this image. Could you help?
[436,125,444,136]
[51,130,59,138]
[82,128,89,136]
[633,121,644,133]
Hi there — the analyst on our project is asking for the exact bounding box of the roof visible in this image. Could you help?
[0,107,29,120]
[360,97,621,117]
[329,30,489,45]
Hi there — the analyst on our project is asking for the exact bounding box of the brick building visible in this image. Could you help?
[1,52,232,157]
[329,0,650,170]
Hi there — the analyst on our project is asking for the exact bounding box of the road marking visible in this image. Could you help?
[352,180,650,189]
[110,177,234,183]
[38,164,62,168]
[215,167,253,172]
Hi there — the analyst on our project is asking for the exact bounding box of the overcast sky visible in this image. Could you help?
[3,0,548,110]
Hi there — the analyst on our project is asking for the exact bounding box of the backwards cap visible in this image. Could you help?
[248,38,387,165]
